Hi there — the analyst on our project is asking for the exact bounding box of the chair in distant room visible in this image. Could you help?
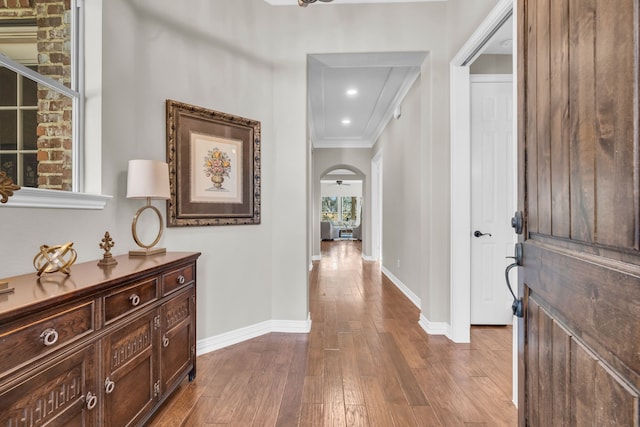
[321,221,340,240]
[352,223,362,240]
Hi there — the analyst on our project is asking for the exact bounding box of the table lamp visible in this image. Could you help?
[127,159,171,256]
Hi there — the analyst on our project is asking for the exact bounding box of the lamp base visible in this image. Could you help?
[129,247,166,257]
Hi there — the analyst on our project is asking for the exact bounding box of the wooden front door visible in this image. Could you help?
[518,0,640,425]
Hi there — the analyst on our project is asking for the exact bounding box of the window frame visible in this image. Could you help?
[0,0,109,209]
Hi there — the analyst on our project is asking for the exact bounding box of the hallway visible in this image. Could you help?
[149,240,517,426]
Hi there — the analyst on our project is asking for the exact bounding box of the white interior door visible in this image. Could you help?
[470,76,514,325]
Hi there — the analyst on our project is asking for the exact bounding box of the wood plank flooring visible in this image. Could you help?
[148,240,517,426]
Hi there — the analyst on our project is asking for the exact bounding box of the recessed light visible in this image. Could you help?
[500,39,513,49]
[346,88,358,96]
[341,118,351,125]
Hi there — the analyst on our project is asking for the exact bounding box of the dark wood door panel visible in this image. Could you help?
[0,344,98,427]
[520,0,640,422]
[102,311,157,427]
[160,286,194,393]
[524,0,639,247]
[523,242,640,391]
[526,296,639,426]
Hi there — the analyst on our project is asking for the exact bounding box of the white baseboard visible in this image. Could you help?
[361,254,376,262]
[381,268,452,338]
[196,315,312,356]
[381,266,421,308]
[309,262,313,271]
[419,314,450,336]
[312,255,321,261]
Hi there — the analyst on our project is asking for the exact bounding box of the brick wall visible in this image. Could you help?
[35,0,72,190]
[0,1,35,16]
[1,0,72,190]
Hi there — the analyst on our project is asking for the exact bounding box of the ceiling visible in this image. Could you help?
[266,1,512,150]
[481,15,513,55]
[308,52,426,149]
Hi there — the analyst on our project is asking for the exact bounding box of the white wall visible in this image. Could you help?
[470,54,513,74]
[373,77,423,302]
[115,0,285,336]
[0,0,499,344]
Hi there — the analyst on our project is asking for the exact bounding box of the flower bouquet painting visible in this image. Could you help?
[190,132,242,204]
[204,148,231,191]
[166,99,260,226]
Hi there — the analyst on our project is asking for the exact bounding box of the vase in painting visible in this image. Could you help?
[211,174,224,189]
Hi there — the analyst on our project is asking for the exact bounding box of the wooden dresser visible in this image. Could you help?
[0,251,200,426]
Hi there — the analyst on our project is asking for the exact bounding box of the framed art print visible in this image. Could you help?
[166,100,261,226]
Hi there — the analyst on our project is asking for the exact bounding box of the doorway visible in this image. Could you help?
[450,0,514,343]
[470,75,514,325]
[449,0,517,403]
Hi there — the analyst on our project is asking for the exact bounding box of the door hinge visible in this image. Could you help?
[154,315,161,329]
[153,380,160,397]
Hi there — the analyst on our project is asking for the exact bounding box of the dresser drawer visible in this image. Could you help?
[0,301,95,377]
[162,264,194,295]
[104,278,158,324]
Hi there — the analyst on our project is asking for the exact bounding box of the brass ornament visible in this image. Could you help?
[98,232,118,267]
[33,242,78,276]
[0,171,21,203]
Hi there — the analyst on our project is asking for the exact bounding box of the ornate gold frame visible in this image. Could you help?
[166,100,261,226]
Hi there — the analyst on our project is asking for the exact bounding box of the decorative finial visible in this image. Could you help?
[0,171,20,203]
[98,232,118,266]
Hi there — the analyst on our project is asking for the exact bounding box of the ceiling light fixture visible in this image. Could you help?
[342,118,351,125]
[298,0,334,7]
[500,39,513,49]
[346,88,358,96]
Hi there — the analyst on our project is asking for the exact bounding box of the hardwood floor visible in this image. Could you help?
[148,240,517,426]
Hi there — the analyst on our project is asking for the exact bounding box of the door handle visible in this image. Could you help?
[474,230,492,238]
[505,243,523,318]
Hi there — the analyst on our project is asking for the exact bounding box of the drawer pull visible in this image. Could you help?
[177,275,186,285]
[86,392,98,410]
[105,378,116,394]
[162,335,170,348]
[40,328,59,346]
[129,294,141,307]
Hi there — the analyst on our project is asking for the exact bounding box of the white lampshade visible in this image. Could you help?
[126,159,170,199]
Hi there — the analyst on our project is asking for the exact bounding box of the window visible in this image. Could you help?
[0,0,81,192]
[321,195,361,225]
[322,196,338,223]
[0,65,37,187]
[341,196,356,223]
